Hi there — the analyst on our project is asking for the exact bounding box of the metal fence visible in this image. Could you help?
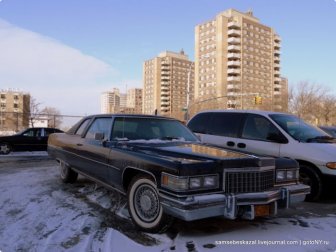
[0,112,83,135]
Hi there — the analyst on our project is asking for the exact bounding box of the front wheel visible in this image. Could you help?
[59,160,78,183]
[0,143,11,155]
[300,165,322,202]
[127,175,173,233]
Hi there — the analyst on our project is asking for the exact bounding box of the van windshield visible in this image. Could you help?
[269,114,334,143]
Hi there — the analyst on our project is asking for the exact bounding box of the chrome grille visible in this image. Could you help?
[224,169,275,193]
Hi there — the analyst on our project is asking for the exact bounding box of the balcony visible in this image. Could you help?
[227,61,241,67]
[228,45,240,52]
[274,91,281,95]
[228,21,240,28]
[228,29,241,36]
[274,43,281,50]
[227,76,240,82]
[228,37,241,44]
[274,84,281,89]
[227,69,240,74]
[227,53,241,59]
[274,34,281,42]
[274,77,281,82]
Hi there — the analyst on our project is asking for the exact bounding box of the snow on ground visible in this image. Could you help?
[0,155,336,252]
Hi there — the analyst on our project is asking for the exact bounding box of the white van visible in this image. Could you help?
[187,110,336,201]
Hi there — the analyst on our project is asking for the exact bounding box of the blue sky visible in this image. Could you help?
[0,0,335,115]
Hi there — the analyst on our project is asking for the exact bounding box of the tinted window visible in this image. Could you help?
[242,114,280,141]
[209,113,243,137]
[75,119,91,136]
[85,118,112,140]
[187,113,212,133]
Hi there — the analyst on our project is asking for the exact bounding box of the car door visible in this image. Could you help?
[16,128,43,151]
[200,112,244,149]
[75,117,113,183]
[234,113,283,157]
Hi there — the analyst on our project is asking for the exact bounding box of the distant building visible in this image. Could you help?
[100,88,121,113]
[29,116,49,128]
[143,50,194,120]
[195,9,286,111]
[0,89,30,132]
[101,87,143,114]
[127,88,143,114]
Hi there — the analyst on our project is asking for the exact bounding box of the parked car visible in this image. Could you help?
[48,114,309,232]
[187,110,336,201]
[319,126,336,138]
[0,127,63,154]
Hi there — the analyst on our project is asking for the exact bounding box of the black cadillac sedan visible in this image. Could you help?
[0,127,63,154]
[47,114,309,233]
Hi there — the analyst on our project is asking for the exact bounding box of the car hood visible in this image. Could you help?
[124,142,274,169]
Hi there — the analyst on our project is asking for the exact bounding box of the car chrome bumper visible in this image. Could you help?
[160,183,310,221]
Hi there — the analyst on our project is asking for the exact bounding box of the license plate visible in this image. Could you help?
[255,205,270,217]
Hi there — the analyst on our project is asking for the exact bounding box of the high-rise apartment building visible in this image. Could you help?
[143,50,194,120]
[195,9,285,111]
[100,88,121,113]
[0,89,30,132]
[127,88,143,114]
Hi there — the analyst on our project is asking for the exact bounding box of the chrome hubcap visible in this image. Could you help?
[134,184,159,222]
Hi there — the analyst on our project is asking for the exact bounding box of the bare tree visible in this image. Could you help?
[289,81,335,125]
[29,97,42,128]
[40,107,63,128]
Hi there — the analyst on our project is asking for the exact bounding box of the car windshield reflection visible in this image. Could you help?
[270,114,331,143]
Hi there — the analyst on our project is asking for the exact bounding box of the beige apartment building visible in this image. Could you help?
[0,89,30,132]
[126,88,143,114]
[194,9,286,112]
[100,88,121,113]
[143,50,194,121]
[101,87,143,114]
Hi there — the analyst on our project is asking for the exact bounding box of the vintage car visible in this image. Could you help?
[48,114,310,232]
[0,127,63,154]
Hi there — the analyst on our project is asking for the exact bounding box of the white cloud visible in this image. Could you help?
[0,19,118,115]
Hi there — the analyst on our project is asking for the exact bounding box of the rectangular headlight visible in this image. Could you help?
[162,174,188,191]
[203,176,217,187]
[189,177,202,189]
[286,170,295,180]
[276,170,285,181]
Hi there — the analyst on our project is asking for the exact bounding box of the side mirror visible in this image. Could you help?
[94,132,105,141]
[267,133,288,144]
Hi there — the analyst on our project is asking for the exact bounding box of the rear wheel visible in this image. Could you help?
[0,143,11,155]
[59,160,78,183]
[127,175,173,233]
[299,164,322,201]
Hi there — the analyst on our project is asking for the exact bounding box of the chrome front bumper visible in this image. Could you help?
[160,183,310,221]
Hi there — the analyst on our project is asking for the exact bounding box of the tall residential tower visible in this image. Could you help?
[195,9,285,112]
[143,50,194,121]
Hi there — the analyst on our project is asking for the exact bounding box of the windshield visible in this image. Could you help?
[111,117,198,142]
[269,114,331,143]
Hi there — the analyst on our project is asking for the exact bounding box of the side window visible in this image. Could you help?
[111,118,140,140]
[44,129,54,136]
[85,118,112,140]
[209,113,243,137]
[23,129,35,137]
[242,114,280,141]
[187,113,212,133]
[75,119,91,136]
